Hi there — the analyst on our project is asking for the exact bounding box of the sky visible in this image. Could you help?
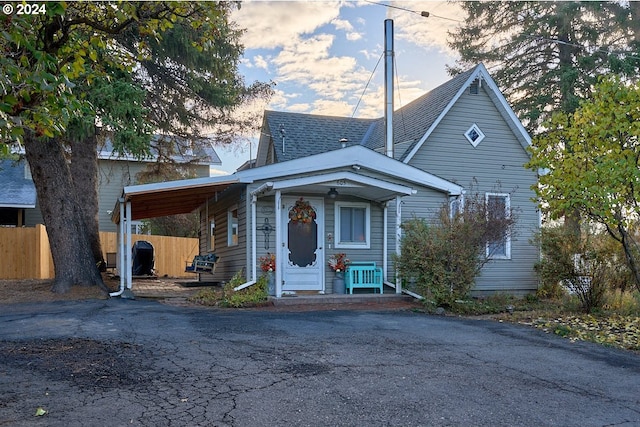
[211,0,465,175]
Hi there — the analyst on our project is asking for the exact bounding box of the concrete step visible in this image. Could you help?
[271,293,416,306]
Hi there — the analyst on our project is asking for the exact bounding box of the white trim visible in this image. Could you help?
[485,193,511,259]
[270,171,416,197]
[237,145,463,196]
[334,201,371,249]
[227,205,239,247]
[402,63,531,163]
[395,196,402,293]
[465,123,485,147]
[275,190,283,298]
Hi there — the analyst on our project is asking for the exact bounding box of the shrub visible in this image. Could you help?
[394,192,516,307]
[534,225,631,313]
[220,270,268,308]
[189,270,268,308]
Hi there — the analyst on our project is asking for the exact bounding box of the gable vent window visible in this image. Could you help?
[465,123,485,147]
[469,80,479,95]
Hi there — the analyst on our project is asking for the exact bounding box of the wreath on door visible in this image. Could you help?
[289,197,316,224]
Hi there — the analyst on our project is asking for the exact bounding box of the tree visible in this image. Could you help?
[527,77,640,292]
[0,2,271,293]
[449,1,640,131]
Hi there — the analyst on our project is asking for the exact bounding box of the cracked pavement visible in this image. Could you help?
[0,299,639,426]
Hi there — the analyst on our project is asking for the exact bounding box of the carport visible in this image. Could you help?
[109,175,243,297]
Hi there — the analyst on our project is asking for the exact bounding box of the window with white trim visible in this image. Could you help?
[465,123,485,147]
[449,195,464,219]
[486,193,511,259]
[335,202,370,249]
[228,206,238,247]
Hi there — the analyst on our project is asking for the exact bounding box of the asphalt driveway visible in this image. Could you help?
[0,299,638,427]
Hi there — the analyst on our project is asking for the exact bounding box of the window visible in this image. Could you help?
[335,202,370,249]
[486,193,510,259]
[449,195,464,219]
[465,123,485,147]
[228,207,238,247]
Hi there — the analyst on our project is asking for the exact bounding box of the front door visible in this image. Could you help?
[281,196,324,292]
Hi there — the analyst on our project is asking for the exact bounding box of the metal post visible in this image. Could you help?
[384,19,394,159]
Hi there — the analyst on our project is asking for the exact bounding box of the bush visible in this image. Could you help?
[534,225,632,313]
[220,270,268,308]
[394,192,516,307]
[189,270,268,308]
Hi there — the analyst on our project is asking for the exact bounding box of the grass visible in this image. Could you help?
[442,290,640,353]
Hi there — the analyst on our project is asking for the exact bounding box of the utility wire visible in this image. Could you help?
[363,0,463,23]
[349,52,383,119]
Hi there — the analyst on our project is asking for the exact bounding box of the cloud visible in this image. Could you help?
[232,1,342,50]
[253,55,269,71]
[387,1,463,55]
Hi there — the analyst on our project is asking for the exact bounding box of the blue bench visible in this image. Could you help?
[345,262,383,294]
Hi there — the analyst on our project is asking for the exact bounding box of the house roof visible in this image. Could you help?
[98,135,222,166]
[114,145,463,222]
[263,111,377,163]
[0,159,37,209]
[259,64,531,164]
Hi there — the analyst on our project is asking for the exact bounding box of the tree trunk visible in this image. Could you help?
[70,132,105,269]
[23,135,107,294]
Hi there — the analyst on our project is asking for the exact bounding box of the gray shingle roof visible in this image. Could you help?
[263,65,480,163]
[0,159,36,208]
[264,111,378,163]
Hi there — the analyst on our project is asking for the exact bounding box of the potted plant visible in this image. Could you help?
[328,253,349,294]
[259,253,276,295]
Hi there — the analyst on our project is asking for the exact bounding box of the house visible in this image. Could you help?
[0,137,221,233]
[0,159,36,227]
[113,63,540,298]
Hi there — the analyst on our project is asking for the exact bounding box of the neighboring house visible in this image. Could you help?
[114,63,540,297]
[0,159,36,227]
[1,137,221,233]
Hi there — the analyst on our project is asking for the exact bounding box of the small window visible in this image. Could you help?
[465,123,485,147]
[335,202,370,249]
[486,193,510,259]
[228,207,238,247]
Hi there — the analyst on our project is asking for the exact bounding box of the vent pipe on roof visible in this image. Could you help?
[384,19,394,159]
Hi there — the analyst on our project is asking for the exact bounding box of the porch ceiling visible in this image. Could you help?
[114,181,237,222]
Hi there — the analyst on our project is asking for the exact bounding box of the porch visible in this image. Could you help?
[128,277,418,310]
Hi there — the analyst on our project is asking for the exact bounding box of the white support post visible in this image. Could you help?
[383,201,388,284]
[251,194,258,282]
[275,190,282,298]
[126,201,132,290]
[395,196,402,294]
[119,198,125,290]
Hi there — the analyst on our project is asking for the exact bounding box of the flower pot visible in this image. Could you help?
[333,271,345,294]
[267,271,276,296]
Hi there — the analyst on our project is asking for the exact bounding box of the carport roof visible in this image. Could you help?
[112,176,243,222]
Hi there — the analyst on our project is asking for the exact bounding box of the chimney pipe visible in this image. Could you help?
[384,19,394,159]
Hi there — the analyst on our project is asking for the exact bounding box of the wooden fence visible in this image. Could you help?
[0,224,199,280]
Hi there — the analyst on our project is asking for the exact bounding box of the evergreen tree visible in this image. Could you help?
[449,1,640,132]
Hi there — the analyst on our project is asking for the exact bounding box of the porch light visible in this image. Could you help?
[340,138,348,148]
[328,188,339,199]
